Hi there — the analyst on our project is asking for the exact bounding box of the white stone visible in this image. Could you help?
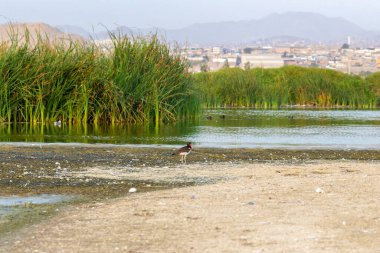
[315,187,324,193]
[129,187,137,193]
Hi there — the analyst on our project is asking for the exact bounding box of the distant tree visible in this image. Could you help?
[200,63,209,72]
[310,62,319,68]
[359,71,372,77]
[236,55,242,66]
[223,59,230,68]
[341,43,350,49]
[243,47,253,54]
[244,61,251,70]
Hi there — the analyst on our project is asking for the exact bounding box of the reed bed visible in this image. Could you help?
[1,28,379,128]
[194,66,379,108]
[0,30,199,126]
[367,72,380,105]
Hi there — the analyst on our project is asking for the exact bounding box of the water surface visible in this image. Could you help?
[0,194,73,207]
[1,109,379,149]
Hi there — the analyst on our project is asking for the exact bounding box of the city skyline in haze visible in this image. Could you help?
[1,0,379,32]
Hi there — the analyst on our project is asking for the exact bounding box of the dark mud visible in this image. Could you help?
[1,144,380,237]
[2,144,380,194]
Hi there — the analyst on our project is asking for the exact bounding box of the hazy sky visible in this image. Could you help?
[1,0,379,31]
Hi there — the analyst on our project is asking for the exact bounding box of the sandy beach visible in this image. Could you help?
[1,153,380,252]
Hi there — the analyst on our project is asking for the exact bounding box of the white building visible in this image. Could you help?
[241,54,284,68]
[212,57,237,64]
[212,47,222,55]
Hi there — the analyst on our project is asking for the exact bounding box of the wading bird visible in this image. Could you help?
[54,119,62,127]
[172,142,192,163]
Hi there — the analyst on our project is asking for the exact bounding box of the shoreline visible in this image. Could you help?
[1,160,379,252]
[3,141,380,150]
[1,146,380,252]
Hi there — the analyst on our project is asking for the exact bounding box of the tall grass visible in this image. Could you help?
[109,33,199,125]
[367,72,380,106]
[1,27,378,128]
[0,28,199,126]
[194,66,378,108]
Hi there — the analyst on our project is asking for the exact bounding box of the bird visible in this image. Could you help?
[206,116,212,120]
[172,142,192,163]
[54,119,62,127]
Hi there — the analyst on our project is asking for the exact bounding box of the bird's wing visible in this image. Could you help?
[174,145,190,154]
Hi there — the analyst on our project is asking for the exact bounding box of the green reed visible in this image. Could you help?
[194,66,378,108]
[367,72,380,106]
[0,28,199,126]
[109,33,199,125]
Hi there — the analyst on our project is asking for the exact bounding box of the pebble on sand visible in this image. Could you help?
[315,187,324,193]
[129,187,137,193]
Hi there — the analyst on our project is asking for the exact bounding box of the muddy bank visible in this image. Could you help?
[1,143,379,195]
[1,144,380,247]
[0,145,196,237]
[0,161,379,253]
[1,144,380,189]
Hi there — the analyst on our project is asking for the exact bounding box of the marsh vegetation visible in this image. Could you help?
[0,30,379,129]
[194,66,380,109]
[0,31,199,126]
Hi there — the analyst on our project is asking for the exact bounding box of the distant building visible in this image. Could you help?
[284,59,297,66]
[183,43,380,74]
[212,57,237,64]
[185,47,204,55]
[186,55,207,62]
[241,54,284,68]
[212,47,222,55]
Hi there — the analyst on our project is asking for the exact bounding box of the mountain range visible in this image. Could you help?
[2,12,380,46]
[161,12,379,45]
[0,22,85,45]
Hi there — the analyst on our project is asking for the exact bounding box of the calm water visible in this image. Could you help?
[0,195,74,218]
[0,194,73,206]
[1,109,379,149]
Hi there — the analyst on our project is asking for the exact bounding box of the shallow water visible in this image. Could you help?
[0,194,73,206]
[1,109,379,149]
[0,194,76,236]
[0,195,74,218]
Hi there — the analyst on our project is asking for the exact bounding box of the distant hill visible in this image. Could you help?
[0,23,86,45]
[56,25,149,41]
[162,12,377,45]
[92,26,142,40]
[56,25,92,40]
[92,12,379,46]
[5,12,378,47]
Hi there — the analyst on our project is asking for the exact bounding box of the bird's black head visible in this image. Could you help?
[187,142,192,149]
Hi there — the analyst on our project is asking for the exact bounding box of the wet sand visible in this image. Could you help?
[0,145,380,252]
